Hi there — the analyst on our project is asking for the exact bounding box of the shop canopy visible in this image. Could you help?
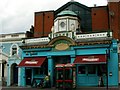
[18,57,46,67]
[74,54,106,64]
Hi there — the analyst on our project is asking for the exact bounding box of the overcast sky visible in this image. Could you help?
[0,0,108,34]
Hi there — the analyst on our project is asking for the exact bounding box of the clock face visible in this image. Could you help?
[60,22,65,28]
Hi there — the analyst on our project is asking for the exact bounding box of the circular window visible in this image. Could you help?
[60,22,65,28]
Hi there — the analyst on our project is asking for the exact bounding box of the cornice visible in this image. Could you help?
[20,40,112,49]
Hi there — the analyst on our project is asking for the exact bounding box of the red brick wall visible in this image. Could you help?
[108,2,120,40]
[91,6,109,31]
[118,2,120,40]
[44,12,54,37]
[34,11,54,38]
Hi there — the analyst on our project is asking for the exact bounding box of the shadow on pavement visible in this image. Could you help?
[1,86,119,90]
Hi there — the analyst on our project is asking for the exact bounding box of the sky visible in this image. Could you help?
[0,0,108,34]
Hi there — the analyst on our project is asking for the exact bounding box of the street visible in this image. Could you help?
[1,86,119,90]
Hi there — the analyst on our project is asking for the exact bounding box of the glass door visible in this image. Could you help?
[56,68,64,88]
[87,65,98,86]
[77,65,87,86]
[77,65,98,86]
[26,68,32,85]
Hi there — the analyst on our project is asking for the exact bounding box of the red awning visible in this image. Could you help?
[74,54,106,64]
[18,57,46,67]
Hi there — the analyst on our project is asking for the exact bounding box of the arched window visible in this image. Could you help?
[11,44,18,56]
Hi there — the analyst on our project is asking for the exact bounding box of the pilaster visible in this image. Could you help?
[47,56,54,87]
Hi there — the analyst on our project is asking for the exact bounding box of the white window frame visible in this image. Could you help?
[10,44,19,56]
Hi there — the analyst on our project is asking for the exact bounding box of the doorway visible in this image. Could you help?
[53,55,70,65]
[11,63,18,85]
[53,55,71,86]
[77,65,98,86]
[26,68,32,85]
[77,64,107,86]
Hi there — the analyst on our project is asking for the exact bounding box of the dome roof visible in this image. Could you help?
[57,10,77,17]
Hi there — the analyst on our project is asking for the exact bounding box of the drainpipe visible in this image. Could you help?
[106,48,111,90]
[106,50,108,90]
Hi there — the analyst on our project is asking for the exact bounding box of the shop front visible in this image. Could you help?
[18,10,118,87]
[18,36,118,87]
[18,57,48,86]
[74,55,107,86]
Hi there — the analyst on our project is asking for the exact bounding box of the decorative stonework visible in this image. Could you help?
[55,43,69,50]
[48,36,75,45]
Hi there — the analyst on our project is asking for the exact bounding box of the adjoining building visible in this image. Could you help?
[18,10,118,87]
[0,49,8,86]
[0,33,26,86]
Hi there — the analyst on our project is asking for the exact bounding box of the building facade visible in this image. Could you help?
[0,49,8,86]
[0,33,26,86]
[33,1,120,84]
[18,10,118,87]
[1,0,119,87]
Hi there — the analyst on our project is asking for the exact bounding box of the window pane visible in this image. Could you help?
[56,69,64,80]
[34,68,43,75]
[12,51,17,55]
[12,45,17,55]
[88,65,96,74]
[98,65,106,76]
[65,68,72,80]
[78,66,85,74]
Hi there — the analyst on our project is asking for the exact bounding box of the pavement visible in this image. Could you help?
[1,86,120,90]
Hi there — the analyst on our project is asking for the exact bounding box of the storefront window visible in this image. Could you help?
[78,66,85,74]
[34,68,43,75]
[88,65,96,74]
[56,69,64,80]
[98,65,107,76]
[65,68,72,80]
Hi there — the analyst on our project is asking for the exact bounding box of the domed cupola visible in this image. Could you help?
[54,10,80,33]
[57,10,78,17]
[49,10,81,39]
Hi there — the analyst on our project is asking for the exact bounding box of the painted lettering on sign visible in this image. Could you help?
[25,61,38,64]
[82,57,99,62]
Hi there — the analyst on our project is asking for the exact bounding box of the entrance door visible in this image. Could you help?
[26,68,32,85]
[11,63,18,85]
[87,65,98,86]
[77,65,98,86]
[53,56,71,86]
[13,64,18,84]
[77,65,87,86]
[97,64,107,86]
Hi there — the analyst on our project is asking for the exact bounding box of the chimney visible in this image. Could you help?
[94,4,97,7]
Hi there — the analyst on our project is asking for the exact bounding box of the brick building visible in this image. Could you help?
[92,1,120,40]
[2,0,119,88]
[32,0,120,84]
[33,1,120,81]
[33,1,120,40]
